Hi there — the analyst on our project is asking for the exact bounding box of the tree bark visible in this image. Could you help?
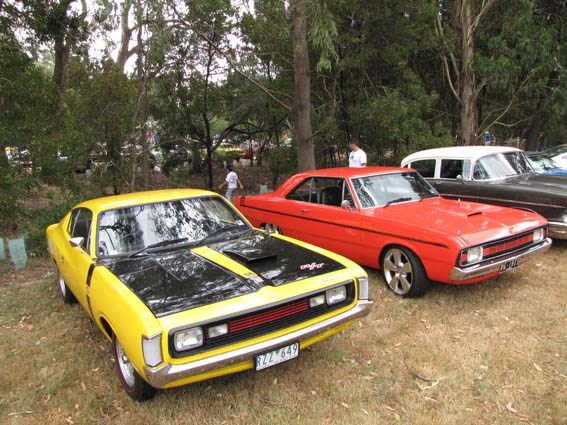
[457,0,479,145]
[292,0,315,171]
[117,0,134,73]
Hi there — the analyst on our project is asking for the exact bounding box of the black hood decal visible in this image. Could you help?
[210,233,345,286]
[101,252,257,317]
[100,232,345,317]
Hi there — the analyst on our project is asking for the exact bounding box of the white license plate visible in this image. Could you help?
[255,342,299,371]
[499,258,520,273]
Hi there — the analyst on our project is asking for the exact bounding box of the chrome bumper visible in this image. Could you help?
[548,221,567,239]
[449,238,552,281]
[144,299,374,389]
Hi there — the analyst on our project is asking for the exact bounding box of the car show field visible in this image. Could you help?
[1,241,565,424]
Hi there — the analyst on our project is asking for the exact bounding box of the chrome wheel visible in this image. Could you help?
[112,335,156,401]
[57,268,76,304]
[383,248,414,296]
[382,246,430,297]
[265,223,282,234]
[115,339,136,388]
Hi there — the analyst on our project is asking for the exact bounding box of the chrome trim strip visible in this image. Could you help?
[144,300,374,388]
[548,221,567,239]
[449,238,552,280]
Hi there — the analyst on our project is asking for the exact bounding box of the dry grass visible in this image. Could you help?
[1,242,566,425]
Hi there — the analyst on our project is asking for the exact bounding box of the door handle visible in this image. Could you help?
[301,208,309,214]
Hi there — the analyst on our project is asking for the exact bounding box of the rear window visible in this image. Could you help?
[440,159,467,179]
[409,159,436,178]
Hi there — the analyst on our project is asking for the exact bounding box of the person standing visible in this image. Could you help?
[218,165,243,203]
[348,140,367,167]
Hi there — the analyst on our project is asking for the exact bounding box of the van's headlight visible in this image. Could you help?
[461,246,483,265]
[174,327,203,351]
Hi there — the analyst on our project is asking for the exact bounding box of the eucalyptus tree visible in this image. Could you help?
[316,0,449,163]
[433,0,567,147]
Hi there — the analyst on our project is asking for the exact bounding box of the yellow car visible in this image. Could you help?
[46,189,373,401]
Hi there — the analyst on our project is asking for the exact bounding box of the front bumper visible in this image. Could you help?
[548,221,567,239]
[144,299,374,389]
[449,237,552,281]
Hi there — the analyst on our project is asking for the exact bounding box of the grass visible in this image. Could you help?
[1,242,566,425]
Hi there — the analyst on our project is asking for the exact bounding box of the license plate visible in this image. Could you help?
[499,258,520,273]
[255,342,299,371]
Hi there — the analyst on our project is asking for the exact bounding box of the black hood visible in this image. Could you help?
[100,232,345,317]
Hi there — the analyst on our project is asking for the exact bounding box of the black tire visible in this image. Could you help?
[57,268,77,304]
[381,246,430,297]
[112,334,157,402]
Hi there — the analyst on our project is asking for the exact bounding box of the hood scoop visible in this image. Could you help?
[223,248,277,264]
[466,211,483,218]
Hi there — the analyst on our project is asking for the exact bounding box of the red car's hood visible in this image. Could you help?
[368,197,545,247]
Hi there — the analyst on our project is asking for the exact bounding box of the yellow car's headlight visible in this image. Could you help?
[174,327,203,351]
[326,285,347,305]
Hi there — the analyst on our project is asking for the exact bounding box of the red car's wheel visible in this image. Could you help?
[381,246,430,297]
[263,223,283,234]
[112,334,156,402]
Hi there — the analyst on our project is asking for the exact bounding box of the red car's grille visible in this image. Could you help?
[459,227,546,267]
[169,281,355,358]
[483,234,534,257]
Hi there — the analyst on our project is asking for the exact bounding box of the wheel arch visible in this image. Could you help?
[379,243,431,280]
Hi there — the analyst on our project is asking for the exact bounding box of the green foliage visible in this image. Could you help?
[266,144,297,187]
[21,183,100,257]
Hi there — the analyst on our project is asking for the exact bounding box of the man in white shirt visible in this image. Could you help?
[218,165,243,202]
[348,140,367,167]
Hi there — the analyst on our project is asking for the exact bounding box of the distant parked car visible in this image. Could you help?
[236,167,550,298]
[542,144,567,168]
[524,151,567,176]
[401,146,567,239]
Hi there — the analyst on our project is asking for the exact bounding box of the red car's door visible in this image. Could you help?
[276,177,365,260]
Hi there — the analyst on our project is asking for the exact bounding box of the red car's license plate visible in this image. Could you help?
[499,258,520,273]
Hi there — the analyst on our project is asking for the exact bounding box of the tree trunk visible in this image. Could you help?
[457,0,479,146]
[136,12,149,190]
[524,94,551,151]
[52,34,70,93]
[117,0,133,73]
[292,0,315,171]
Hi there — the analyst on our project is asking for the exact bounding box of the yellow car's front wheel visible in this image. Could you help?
[112,334,156,402]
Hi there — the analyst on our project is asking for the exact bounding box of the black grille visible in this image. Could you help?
[169,281,355,358]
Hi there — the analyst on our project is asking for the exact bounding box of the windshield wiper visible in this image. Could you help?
[384,197,413,207]
[197,224,248,246]
[129,237,189,258]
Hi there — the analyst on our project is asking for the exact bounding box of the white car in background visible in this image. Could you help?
[543,144,567,168]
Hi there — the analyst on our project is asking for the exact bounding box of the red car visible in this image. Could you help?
[236,167,551,297]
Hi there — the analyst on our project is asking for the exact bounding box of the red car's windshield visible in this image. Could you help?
[351,172,438,208]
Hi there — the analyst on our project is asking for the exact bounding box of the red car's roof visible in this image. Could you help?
[292,166,410,179]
